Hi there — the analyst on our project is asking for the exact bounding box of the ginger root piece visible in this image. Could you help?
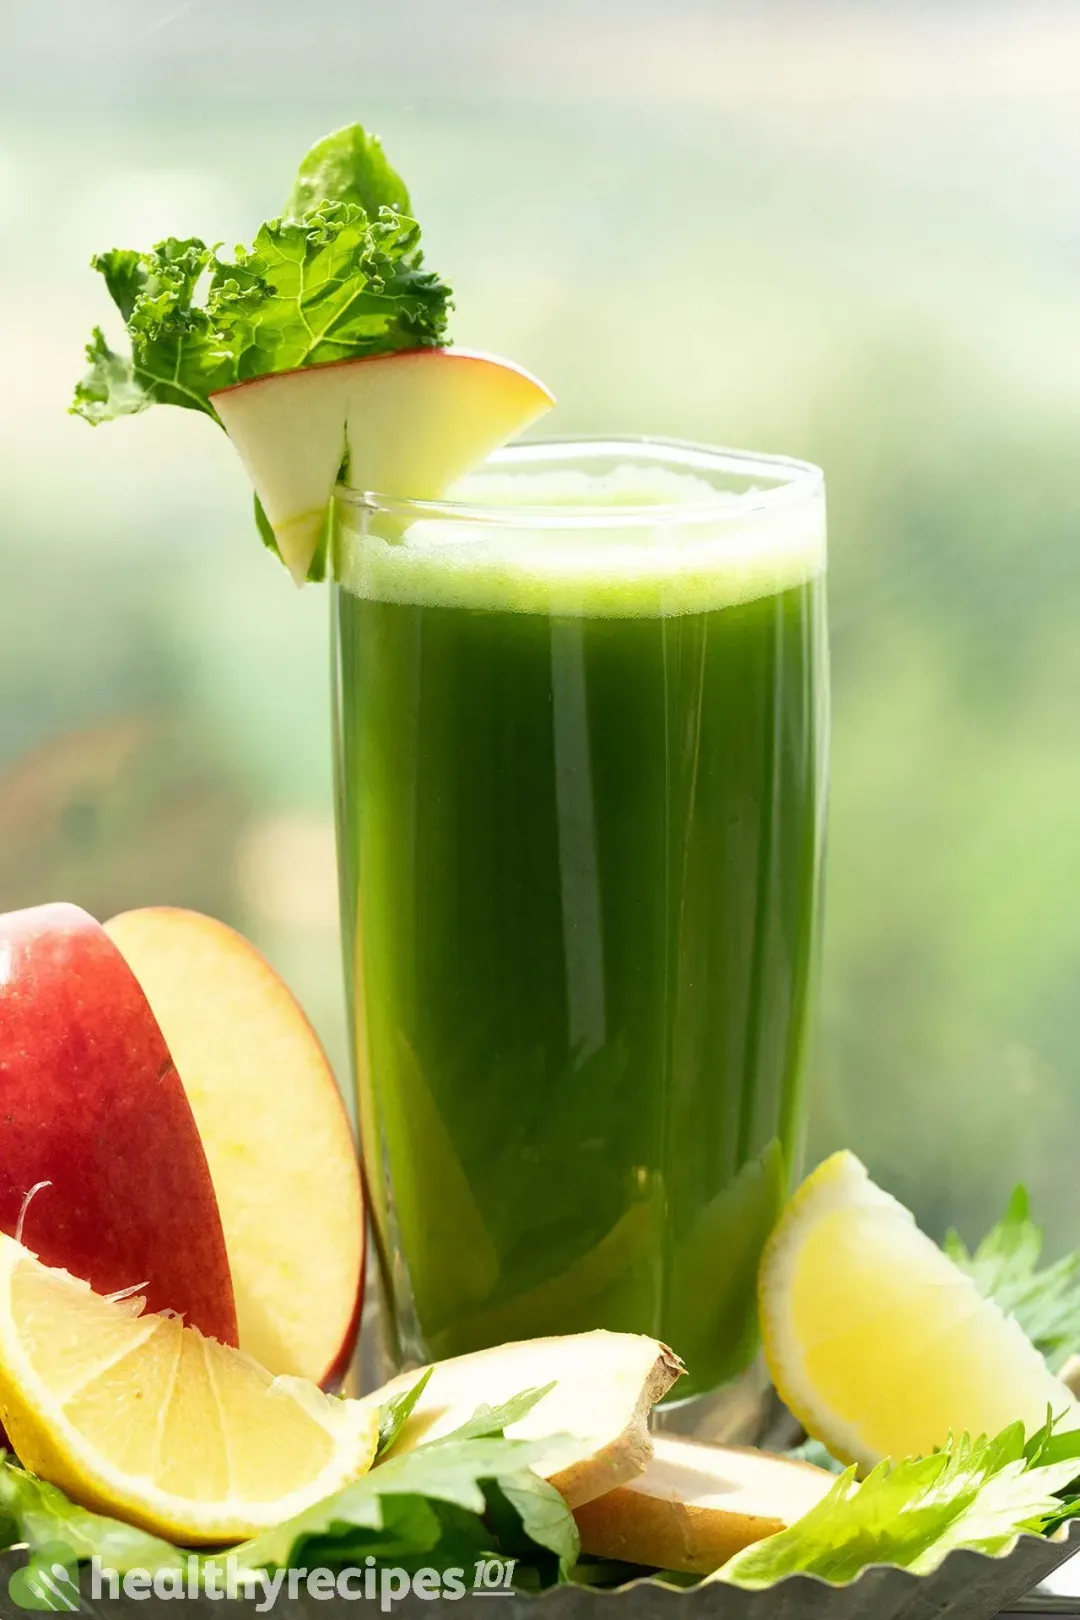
[365,1330,684,1508]
[574,1436,835,1573]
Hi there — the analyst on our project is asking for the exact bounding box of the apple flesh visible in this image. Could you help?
[105,906,365,1387]
[0,903,237,1344]
[210,348,555,582]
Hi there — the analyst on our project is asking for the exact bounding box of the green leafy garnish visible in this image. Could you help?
[947,1187,1080,1372]
[71,123,450,429]
[724,1415,1080,1590]
[375,1377,555,1465]
[375,1367,433,1461]
[286,124,412,222]
[440,1383,557,1443]
[234,1432,579,1578]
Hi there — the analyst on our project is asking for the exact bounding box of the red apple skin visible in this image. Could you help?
[0,902,238,1345]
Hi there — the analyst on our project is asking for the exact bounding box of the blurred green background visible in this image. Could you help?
[2,0,1079,1250]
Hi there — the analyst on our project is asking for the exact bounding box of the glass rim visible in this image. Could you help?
[334,435,824,531]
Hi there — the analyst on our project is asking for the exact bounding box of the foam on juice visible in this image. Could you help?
[337,457,826,619]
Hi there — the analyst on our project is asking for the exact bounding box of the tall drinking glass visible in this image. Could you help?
[332,439,828,1400]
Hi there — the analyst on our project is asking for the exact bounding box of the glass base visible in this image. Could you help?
[653,1355,798,1448]
[351,1285,397,1397]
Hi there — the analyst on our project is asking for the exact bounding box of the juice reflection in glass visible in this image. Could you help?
[332,439,828,1399]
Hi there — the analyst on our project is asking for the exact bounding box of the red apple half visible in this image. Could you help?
[0,902,237,1344]
[105,907,365,1387]
[211,347,555,582]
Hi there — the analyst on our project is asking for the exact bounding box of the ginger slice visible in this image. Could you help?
[574,1435,835,1573]
[365,1330,684,1508]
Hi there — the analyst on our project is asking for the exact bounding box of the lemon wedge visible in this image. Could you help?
[759,1151,1078,1470]
[0,1235,377,1543]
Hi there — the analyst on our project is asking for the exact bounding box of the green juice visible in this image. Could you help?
[333,451,828,1397]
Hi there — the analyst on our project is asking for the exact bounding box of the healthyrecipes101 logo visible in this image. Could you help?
[9,1551,521,1611]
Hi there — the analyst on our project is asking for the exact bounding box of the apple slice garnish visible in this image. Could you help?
[210,348,555,583]
[0,903,237,1345]
[105,907,364,1387]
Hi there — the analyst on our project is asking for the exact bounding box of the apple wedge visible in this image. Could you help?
[104,907,364,1387]
[573,1437,835,1574]
[364,1331,684,1509]
[211,348,555,583]
[0,903,237,1345]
